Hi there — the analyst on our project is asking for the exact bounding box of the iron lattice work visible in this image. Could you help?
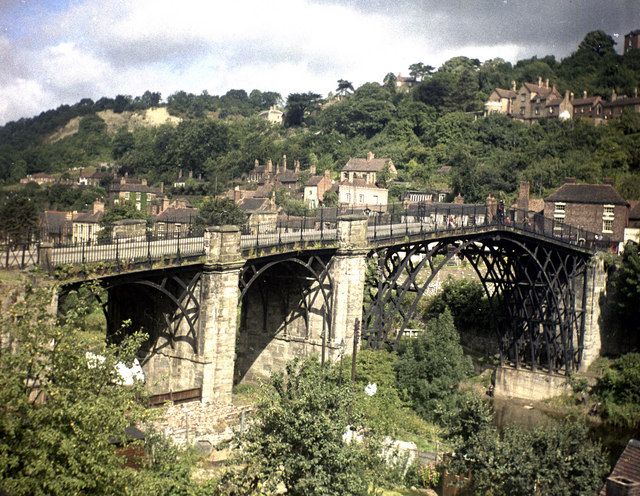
[99,269,202,362]
[363,232,590,374]
[238,253,334,342]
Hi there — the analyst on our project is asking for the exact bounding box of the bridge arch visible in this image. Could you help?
[363,231,590,374]
[235,252,335,384]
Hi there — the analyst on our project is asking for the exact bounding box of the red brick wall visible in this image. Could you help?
[544,201,628,241]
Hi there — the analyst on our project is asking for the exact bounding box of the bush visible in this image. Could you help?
[395,308,472,422]
[595,352,640,427]
[214,358,377,496]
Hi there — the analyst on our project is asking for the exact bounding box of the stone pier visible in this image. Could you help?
[199,226,244,404]
[328,214,369,359]
[579,253,606,372]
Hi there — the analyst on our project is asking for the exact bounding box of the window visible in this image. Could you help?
[603,205,615,216]
[549,107,554,114]
[534,107,540,115]
[553,218,564,231]
[136,192,141,200]
[520,108,525,115]
[346,193,351,202]
[554,203,566,217]
[124,192,130,200]
[373,195,379,204]
[520,94,525,102]
[359,194,365,203]
[603,219,613,233]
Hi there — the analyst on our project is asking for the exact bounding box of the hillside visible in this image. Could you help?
[1,30,639,204]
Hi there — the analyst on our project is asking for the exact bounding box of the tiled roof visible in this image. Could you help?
[494,88,516,98]
[155,207,199,223]
[603,97,640,108]
[572,97,600,106]
[343,158,393,172]
[600,439,640,495]
[74,211,104,223]
[545,98,563,107]
[522,83,558,99]
[40,211,72,234]
[239,197,274,212]
[110,183,161,194]
[275,170,300,183]
[629,201,640,220]
[254,183,274,198]
[339,179,386,190]
[306,175,328,186]
[545,183,627,205]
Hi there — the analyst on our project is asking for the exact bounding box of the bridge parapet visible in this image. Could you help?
[204,226,243,268]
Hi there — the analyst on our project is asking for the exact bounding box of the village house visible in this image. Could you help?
[624,29,640,54]
[602,90,640,121]
[72,200,105,244]
[109,175,164,213]
[303,168,333,208]
[20,172,57,185]
[514,77,562,121]
[40,210,74,244]
[154,199,199,238]
[395,73,417,91]
[625,201,640,244]
[238,197,278,234]
[258,105,284,125]
[340,152,396,185]
[172,169,204,189]
[484,81,517,116]
[544,180,629,251]
[571,91,603,120]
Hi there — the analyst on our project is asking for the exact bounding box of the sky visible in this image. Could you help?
[0,0,639,125]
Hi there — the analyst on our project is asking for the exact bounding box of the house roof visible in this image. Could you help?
[629,201,640,220]
[74,211,104,224]
[155,207,199,223]
[522,83,559,100]
[275,170,300,183]
[572,96,601,106]
[339,179,386,190]
[545,183,627,206]
[254,183,274,198]
[113,219,146,226]
[40,211,72,234]
[110,183,161,194]
[306,175,328,186]
[494,88,516,99]
[545,98,563,107]
[343,157,393,173]
[600,439,640,495]
[238,197,274,212]
[603,97,640,108]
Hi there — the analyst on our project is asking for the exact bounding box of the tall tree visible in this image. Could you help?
[284,92,322,127]
[336,79,355,96]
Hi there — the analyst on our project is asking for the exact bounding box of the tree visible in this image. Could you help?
[446,418,609,496]
[395,308,472,421]
[214,359,373,496]
[408,62,434,81]
[195,197,246,227]
[284,92,322,127]
[336,79,355,96]
[0,191,39,243]
[111,127,135,160]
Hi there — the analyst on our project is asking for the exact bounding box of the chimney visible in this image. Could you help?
[324,169,331,179]
[635,87,638,98]
[159,181,164,193]
[570,91,574,101]
[583,90,588,99]
[120,177,126,185]
[454,193,464,205]
[233,185,242,203]
[545,78,549,88]
[178,168,183,179]
[125,171,129,178]
[294,160,300,173]
[538,76,542,87]
[309,163,317,175]
[198,173,202,181]
[92,200,105,214]
[188,170,193,179]
[511,80,516,91]
[367,151,375,162]
[605,476,640,496]
[275,161,281,174]
[612,90,617,102]
[564,90,570,102]
[141,178,147,186]
[254,159,259,169]
[161,196,170,211]
[266,159,273,173]
[517,181,530,213]
[282,154,287,171]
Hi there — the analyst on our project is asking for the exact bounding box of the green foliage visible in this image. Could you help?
[214,358,375,496]
[0,191,39,242]
[613,242,640,338]
[595,352,640,428]
[395,309,473,421]
[0,284,144,495]
[195,197,246,227]
[446,418,609,496]
[424,278,493,336]
[353,350,441,450]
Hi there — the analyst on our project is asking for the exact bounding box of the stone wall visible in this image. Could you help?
[494,365,570,401]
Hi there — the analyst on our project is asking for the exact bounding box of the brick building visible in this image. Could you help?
[624,29,640,54]
[544,181,629,250]
[514,78,562,121]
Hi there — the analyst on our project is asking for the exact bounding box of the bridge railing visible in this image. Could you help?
[366,202,607,252]
[239,211,339,252]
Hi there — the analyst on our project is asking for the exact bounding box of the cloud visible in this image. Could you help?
[0,0,639,124]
